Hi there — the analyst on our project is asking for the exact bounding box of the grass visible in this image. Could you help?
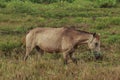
[0,0,120,80]
[0,55,120,80]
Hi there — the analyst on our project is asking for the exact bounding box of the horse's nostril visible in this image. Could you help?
[95,43,98,46]
[93,51,102,60]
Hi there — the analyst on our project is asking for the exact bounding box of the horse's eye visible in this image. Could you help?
[95,43,98,46]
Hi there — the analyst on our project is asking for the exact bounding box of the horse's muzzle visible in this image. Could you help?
[93,51,102,60]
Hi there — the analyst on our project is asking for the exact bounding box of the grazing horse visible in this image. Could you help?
[24,27,100,64]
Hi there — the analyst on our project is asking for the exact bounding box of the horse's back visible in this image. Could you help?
[34,27,65,42]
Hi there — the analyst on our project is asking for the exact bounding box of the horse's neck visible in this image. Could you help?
[77,33,93,44]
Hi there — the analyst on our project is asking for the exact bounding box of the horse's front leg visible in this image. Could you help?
[63,51,69,65]
[69,52,77,64]
[62,48,75,65]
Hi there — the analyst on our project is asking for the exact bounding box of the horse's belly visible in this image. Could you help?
[39,43,61,53]
[36,37,61,53]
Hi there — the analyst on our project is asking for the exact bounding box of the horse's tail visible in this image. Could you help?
[21,36,26,48]
[21,31,30,47]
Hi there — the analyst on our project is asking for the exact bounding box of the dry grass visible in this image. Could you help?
[0,54,120,80]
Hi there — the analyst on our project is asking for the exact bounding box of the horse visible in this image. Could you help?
[24,27,101,64]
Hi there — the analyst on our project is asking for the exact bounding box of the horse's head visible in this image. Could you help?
[88,33,101,59]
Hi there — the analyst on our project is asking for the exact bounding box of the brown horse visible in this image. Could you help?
[24,27,100,64]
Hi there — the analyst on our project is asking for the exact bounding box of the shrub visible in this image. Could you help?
[97,0,117,8]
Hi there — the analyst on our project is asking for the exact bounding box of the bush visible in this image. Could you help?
[97,0,117,8]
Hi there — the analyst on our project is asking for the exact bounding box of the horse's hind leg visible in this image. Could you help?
[63,52,69,65]
[24,44,35,61]
[24,34,35,61]
[24,47,31,61]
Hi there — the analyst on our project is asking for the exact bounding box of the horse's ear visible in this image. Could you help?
[93,33,100,40]
[93,33,97,37]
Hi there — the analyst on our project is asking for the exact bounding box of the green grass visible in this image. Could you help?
[0,0,120,80]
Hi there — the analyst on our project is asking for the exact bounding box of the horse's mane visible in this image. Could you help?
[64,27,93,34]
[76,29,93,34]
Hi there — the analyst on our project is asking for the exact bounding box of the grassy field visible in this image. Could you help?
[0,0,120,80]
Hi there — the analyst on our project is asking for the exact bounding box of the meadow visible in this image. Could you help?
[0,0,120,80]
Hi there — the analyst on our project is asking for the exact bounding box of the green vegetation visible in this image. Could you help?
[0,0,120,80]
[97,0,117,8]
